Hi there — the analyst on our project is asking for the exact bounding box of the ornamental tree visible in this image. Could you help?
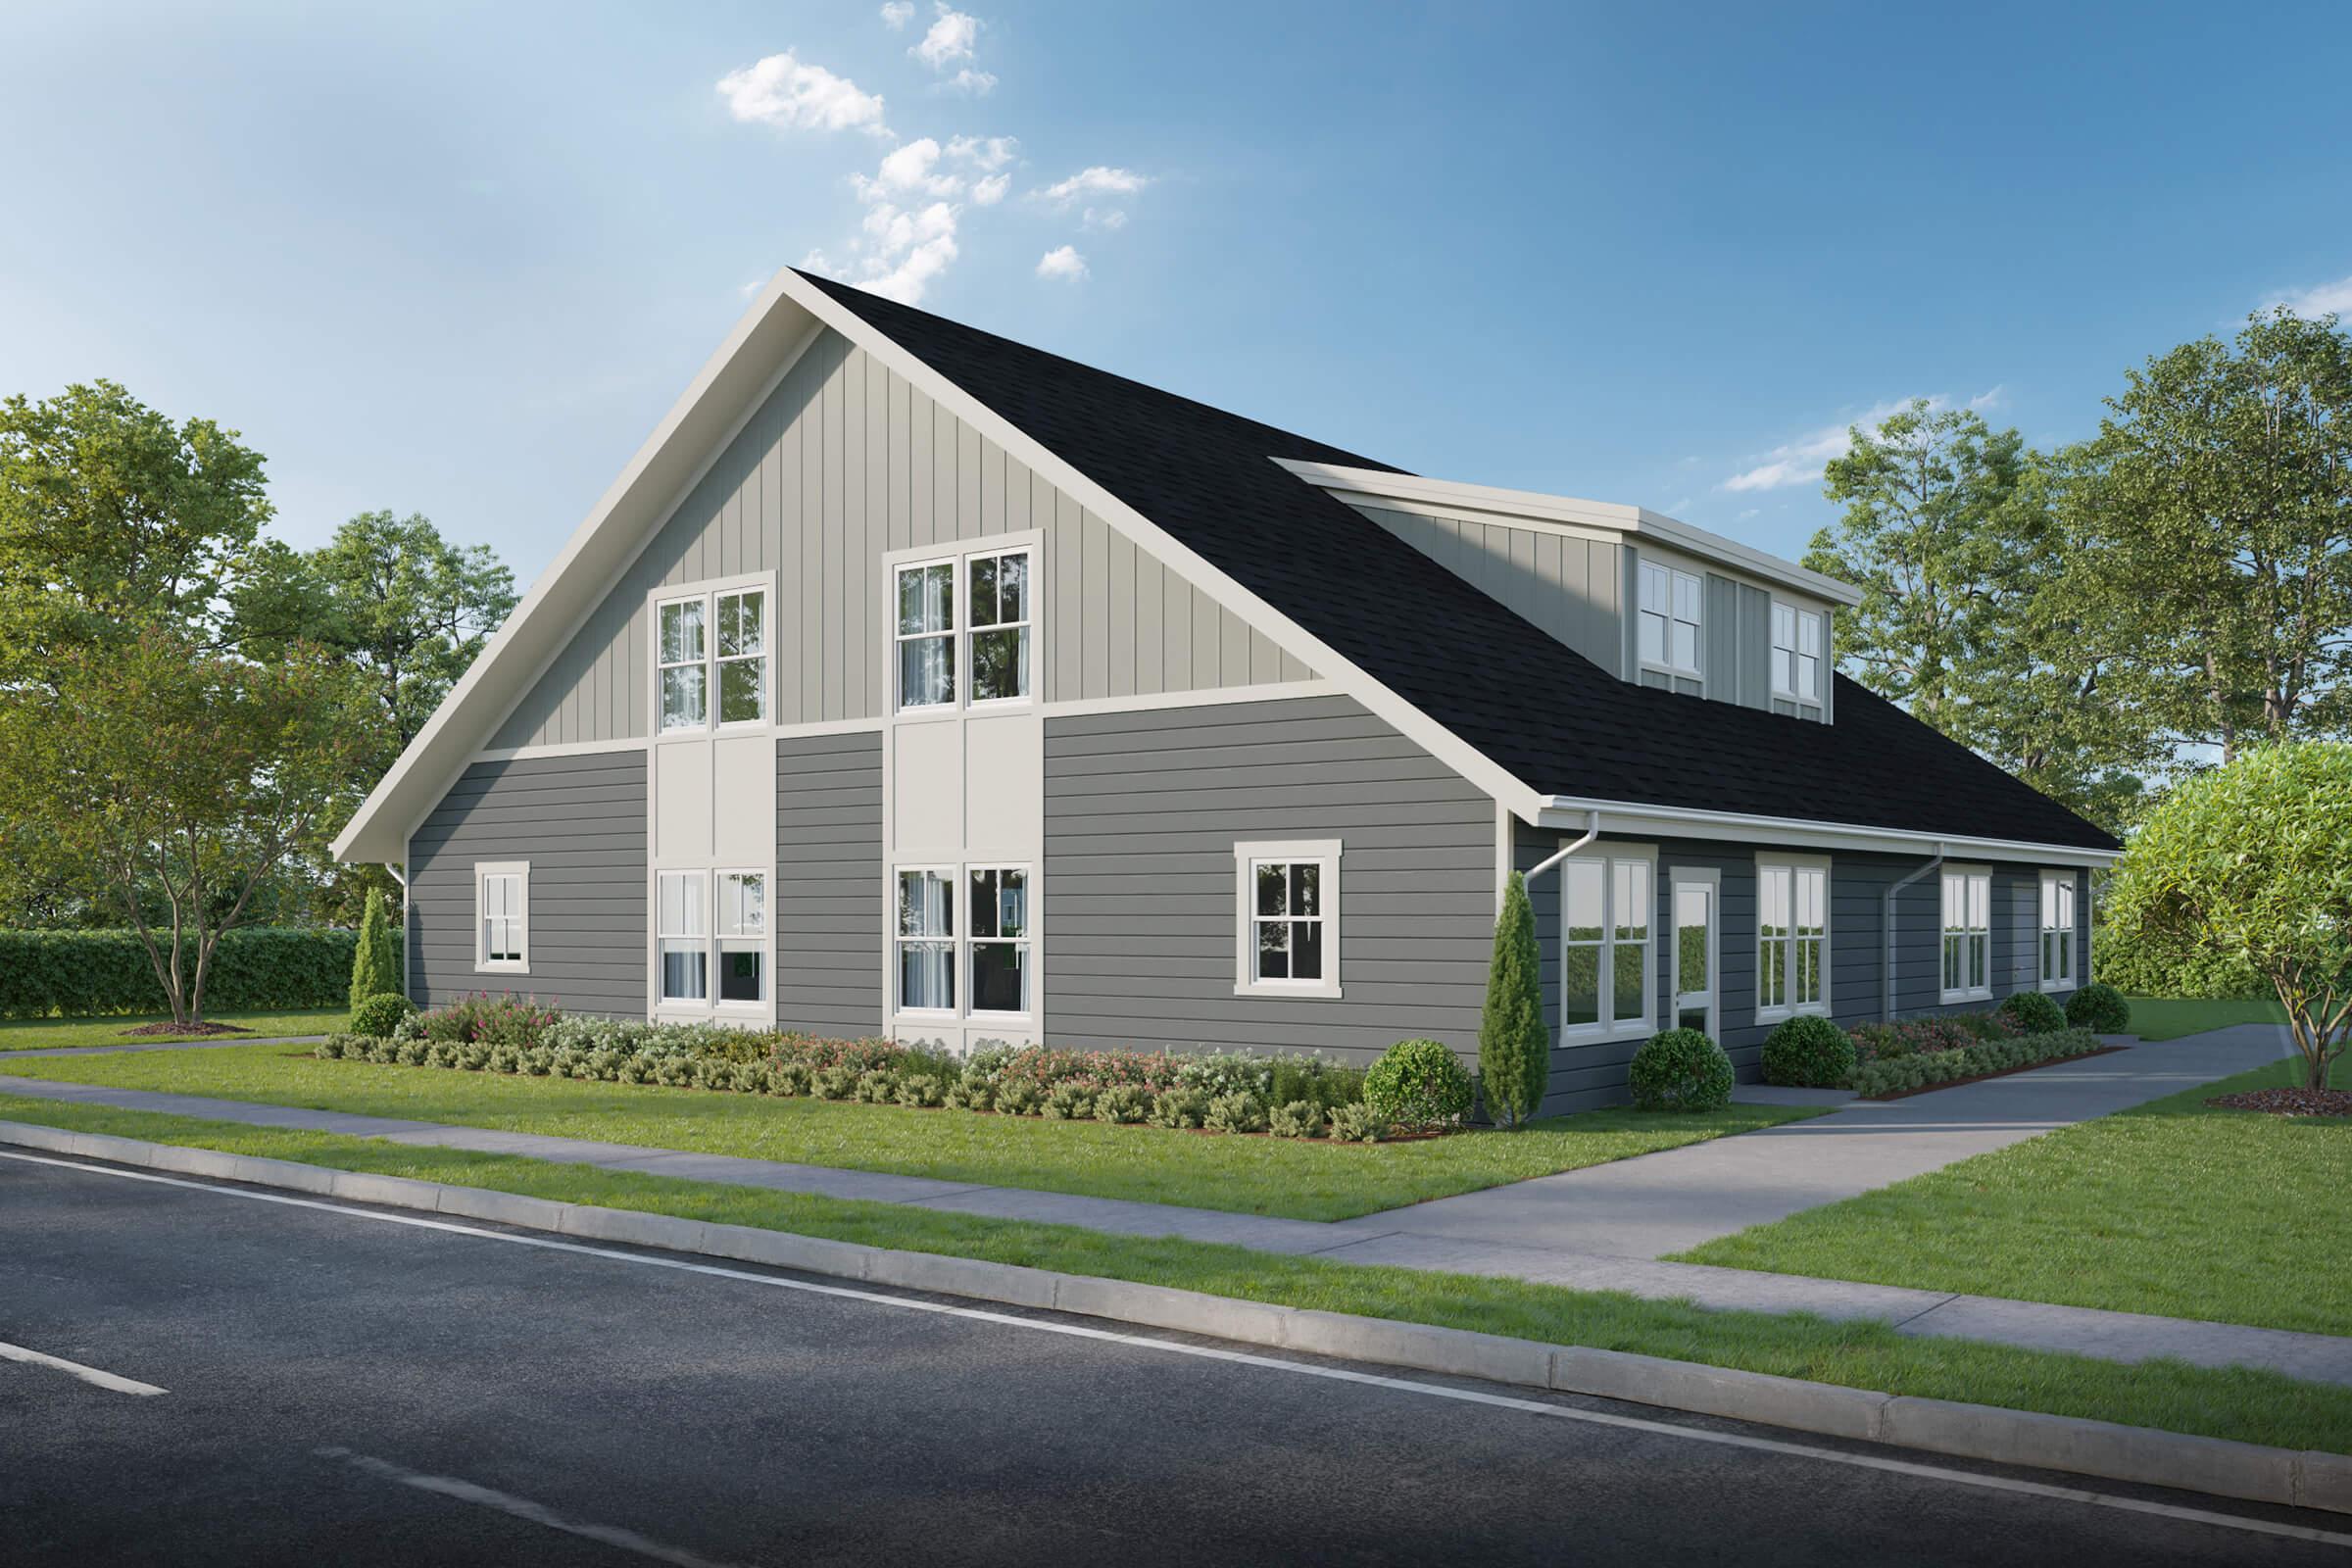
[1479,871,1549,1128]
[2104,742,2352,1089]
[349,888,401,1009]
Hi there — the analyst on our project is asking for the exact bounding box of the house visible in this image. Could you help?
[332,270,2119,1112]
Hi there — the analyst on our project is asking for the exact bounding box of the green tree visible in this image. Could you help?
[2104,743,2352,1089]
[349,888,401,1008]
[0,626,368,1026]
[1479,872,1548,1128]
[2059,309,2352,761]
[1805,400,2151,831]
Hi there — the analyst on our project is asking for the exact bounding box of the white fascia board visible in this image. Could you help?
[331,280,829,863]
[1276,458,1865,608]
[1532,796,2120,867]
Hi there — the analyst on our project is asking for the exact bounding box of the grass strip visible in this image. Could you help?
[1676,1057,2348,1337]
[0,1044,1817,1220]
[4,1090,2349,1456]
[2118,996,2286,1042]
[0,1009,345,1052]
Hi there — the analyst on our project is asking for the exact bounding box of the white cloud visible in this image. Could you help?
[972,172,1010,206]
[1082,206,1128,230]
[947,134,1017,170]
[1969,384,2008,412]
[858,232,959,304]
[715,50,889,136]
[1035,245,1089,282]
[1721,397,1936,493]
[1735,508,1759,521]
[861,199,957,261]
[1035,165,1149,204]
[739,277,767,299]
[938,68,998,95]
[913,5,981,68]
[880,1,914,27]
[853,135,963,202]
[2268,272,2352,319]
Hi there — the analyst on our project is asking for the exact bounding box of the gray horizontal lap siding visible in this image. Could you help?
[777,730,884,1035]
[1044,695,1494,1062]
[408,752,648,1015]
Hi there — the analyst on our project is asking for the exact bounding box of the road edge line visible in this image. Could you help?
[4,1115,2344,1517]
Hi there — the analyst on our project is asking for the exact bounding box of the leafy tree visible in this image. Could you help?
[2104,743,2352,1089]
[0,626,368,1027]
[2059,310,2352,761]
[1805,401,2152,831]
[1479,872,1548,1128]
[349,888,401,1008]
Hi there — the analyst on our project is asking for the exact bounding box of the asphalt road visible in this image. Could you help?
[2,1152,2343,1567]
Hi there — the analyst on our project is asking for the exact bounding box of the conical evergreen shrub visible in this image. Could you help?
[1479,871,1549,1128]
[349,889,401,1010]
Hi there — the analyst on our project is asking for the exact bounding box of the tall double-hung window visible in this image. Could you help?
[656,870,766,1008]
[474,862,528,973]
[1757,858,1828,1019]
[2039,871,2078,992]
[895,547,1033,713]
[1770,603,1824,706]
[1940,867,1992,1003]
[896,865,1033,1018]
[658,584,767,731]
[1637,562,1703,679]
[1560,849,1654,1035]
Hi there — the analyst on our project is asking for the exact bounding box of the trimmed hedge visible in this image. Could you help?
[0,928,401,1018]
[1845,1028,2103,1098]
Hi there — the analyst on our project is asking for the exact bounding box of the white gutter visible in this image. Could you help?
[1534,795,2119,868]
[1883,849,1944,1022]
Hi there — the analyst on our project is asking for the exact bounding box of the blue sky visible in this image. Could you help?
[5,1,2349,586]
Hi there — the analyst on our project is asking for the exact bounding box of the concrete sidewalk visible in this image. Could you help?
[5,1023,2343,1391]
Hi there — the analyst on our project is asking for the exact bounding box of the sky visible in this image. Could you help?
[4,1,2350,590]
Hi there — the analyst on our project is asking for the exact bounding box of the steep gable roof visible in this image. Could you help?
[802,273,2119,854]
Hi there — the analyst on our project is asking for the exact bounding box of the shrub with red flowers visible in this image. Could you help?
[1848,1008,2020,1064]
[416,994,561,1048]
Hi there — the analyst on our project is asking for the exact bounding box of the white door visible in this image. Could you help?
[1672,874,1717,1039]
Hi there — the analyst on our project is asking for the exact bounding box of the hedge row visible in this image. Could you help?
[0,928,401,1019]
[1846,1028,2104,1098]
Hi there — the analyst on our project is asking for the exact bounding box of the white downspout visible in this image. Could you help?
[1523,809,1601,888]
[1884,847,1944,1022]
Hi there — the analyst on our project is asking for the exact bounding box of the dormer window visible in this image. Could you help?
[1771,603,1823,705]
[1638,562,1702,678]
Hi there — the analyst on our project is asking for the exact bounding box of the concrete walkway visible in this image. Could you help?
[4,1022,2343,1390]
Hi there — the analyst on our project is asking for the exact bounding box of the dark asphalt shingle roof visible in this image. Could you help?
[806,273,2118,853]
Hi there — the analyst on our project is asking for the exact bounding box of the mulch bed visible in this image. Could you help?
[2206,1086,2352,1118]
[119,1020,253,1039]
[1860,1045,2132,1102]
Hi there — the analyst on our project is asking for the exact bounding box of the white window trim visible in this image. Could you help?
[472,861,529,974]
[1233,839,1343,1000]
[2039,869,2080,995]
[1637,560,1704,683]
[964,863,1035,1020]
[1557,841,1657,1044]
[1938,864,1994,1004]
[890,544,1040,718]
[650,571,775,740]
[1770,600,1825,708]
[892,864,960,1018]
[1668,865,1720,1042]
[656,869,711,1006]
[712,867,769,1011]
[1755,853,1832,1023]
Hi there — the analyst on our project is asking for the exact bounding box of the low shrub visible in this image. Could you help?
[1628,1028,1734,1112]
[1760,1015,1854,1088]
[944,1072,993,1112]
[855,1069,900,1103]
[1846,1028,2102,1098]
[895,1072,946,1108]
[1092,1084,1151,1124]
[1999,990,2068,1034]
[348,993,417,1040]
[2066,982,2132,1033]
[394,1038,430,1067]
[1362,1039,1475,1129]
[1266,1055,1366,1111]
[1325,1103,1389,1143]
[314,1034,355,1060]
[1042,1082,1097,1121]
[1203,1092,1268,1135]
[1268,1100,1324,1139]
[812,1064,859,1101]
[766,1061,810,1097]
[993,1079,1043,1117]
[1146,1088,1206,1130]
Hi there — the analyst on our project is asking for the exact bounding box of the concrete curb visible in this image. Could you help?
[4,1116,2344,1516]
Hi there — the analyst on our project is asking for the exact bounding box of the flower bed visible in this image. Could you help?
[1843,1027,2107,1099]
[321,997,1387,1141]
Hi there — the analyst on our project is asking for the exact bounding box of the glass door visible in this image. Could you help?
[1672,874,1717,1039]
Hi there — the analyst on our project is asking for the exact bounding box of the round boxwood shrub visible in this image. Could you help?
[1998,989,2068,1035]
[1362,1038,1475,1128]
[1759,1014,1855,1088]
[348,992,417,1041]
[2065,982,2131,1033]
[1628,1028,1734,1112]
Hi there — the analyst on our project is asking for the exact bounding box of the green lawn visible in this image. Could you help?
[0,1009,345,1053]
[0,1043,1818,1221]
[4,1091,2348,1454]
[2118,995,2287,1042]
[1676,1056,2346,1336]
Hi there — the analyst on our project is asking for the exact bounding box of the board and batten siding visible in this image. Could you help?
[493,327,1310,750]
[407,752,647,1015]
[1348,504,1622,671]
[775,730,884,1034]
[1042,694,1494,1060]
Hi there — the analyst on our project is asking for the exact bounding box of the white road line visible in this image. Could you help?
[317,1447,748,1568]
[0,1337,168,1396]
[11,1148,2352,1550]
